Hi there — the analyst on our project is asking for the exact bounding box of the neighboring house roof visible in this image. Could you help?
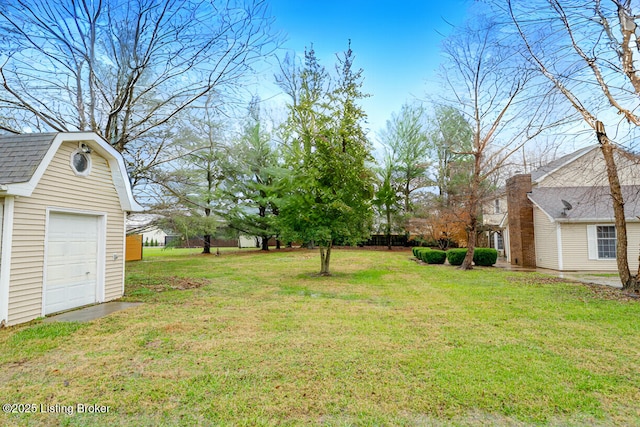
[530,145,599,184]
[126,213,166,234]
[528,185,640,222]
[0,132,143,211]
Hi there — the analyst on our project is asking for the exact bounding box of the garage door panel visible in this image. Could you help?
[45,213,100,315]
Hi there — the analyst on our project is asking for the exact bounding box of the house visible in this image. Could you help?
[502,144,640,271]
[126,213,171,246]
[0,132,142,326]
[482,190,507,257]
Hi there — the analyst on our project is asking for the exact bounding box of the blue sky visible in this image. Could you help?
[262,0,471,137]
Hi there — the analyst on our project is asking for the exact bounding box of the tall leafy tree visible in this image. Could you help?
[378,103,430,214]
[277,44,374,275]
[373,153,402,250]
[427,105,474,206]
[153,102,229,253]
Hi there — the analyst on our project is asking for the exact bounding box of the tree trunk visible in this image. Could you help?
[203,234,211,254]
[203,206,211,254]
[261,235,269,251]
[460,218,477,270]
[319,242,332,276]
[596,121,638,290]
[386,207,392,250]
[460,152,481,271]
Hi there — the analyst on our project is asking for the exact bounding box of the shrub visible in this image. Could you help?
[446,248,467,266]
[413,247,430,260]
[473,247,498,266]
[422,249,446,264]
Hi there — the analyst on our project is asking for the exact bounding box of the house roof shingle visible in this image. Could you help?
[0,133,57,184]
[528,185,640,221]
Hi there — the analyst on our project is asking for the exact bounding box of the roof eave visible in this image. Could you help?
[555,217,640,223]
[0,182,35,197]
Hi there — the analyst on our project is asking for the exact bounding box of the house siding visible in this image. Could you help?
[533,207,559,270]
[538,148,640,188]
[559,222,640,272]
[7,142,125,325]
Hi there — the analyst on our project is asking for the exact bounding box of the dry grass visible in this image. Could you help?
[1,248,639,426]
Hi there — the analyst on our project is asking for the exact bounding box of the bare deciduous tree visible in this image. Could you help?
[0,0,277,184]
[505,0,640,290]
[441,18,555,270]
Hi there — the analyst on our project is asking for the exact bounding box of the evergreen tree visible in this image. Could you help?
[221,98,283,250]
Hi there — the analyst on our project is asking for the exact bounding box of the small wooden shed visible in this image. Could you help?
[0,132,142,326]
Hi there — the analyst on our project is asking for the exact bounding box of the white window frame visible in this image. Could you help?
[587,224,617,260]
[70,149,92,177]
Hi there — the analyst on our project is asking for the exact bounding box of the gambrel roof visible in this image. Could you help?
[0,132,142,211]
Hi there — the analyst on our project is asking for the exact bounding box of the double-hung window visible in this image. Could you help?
[587,225,616,260]
[596,226,616,259]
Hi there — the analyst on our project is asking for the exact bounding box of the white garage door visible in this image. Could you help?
[45,213,100,315]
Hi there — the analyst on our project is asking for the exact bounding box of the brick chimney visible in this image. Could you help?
[506,174,536,268]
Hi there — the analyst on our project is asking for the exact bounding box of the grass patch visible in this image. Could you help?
[1,248,639,426]
[0,322,87,364]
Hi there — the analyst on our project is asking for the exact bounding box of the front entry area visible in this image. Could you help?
[44,212,102,315]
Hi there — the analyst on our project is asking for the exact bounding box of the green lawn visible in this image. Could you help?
[1,248,640,426]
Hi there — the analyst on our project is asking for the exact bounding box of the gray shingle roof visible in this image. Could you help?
[528,185,640,221]
[0,133,58,184]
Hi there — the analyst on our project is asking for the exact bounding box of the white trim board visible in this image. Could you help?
[0,197,14,326]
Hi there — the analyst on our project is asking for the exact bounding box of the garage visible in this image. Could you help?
[44,212,104,315]
[0,132,142,326]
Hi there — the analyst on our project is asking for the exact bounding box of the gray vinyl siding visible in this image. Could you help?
[7,142,125,325]
[533,207,559,270]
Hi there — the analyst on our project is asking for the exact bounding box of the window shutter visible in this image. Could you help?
[587,225,598,260]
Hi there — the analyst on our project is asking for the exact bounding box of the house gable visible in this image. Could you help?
[533,145,640,188]
[0,132,141,212]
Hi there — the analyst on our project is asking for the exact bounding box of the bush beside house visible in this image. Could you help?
[473,248,499,266]
[413,248,445,264]
[445,248,467,266]
[415,247,498,267]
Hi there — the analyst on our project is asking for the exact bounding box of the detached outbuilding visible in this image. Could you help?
[0,132,142,326]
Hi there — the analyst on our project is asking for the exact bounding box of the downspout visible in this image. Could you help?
[556,222,564,271]
[0,196,15,326]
